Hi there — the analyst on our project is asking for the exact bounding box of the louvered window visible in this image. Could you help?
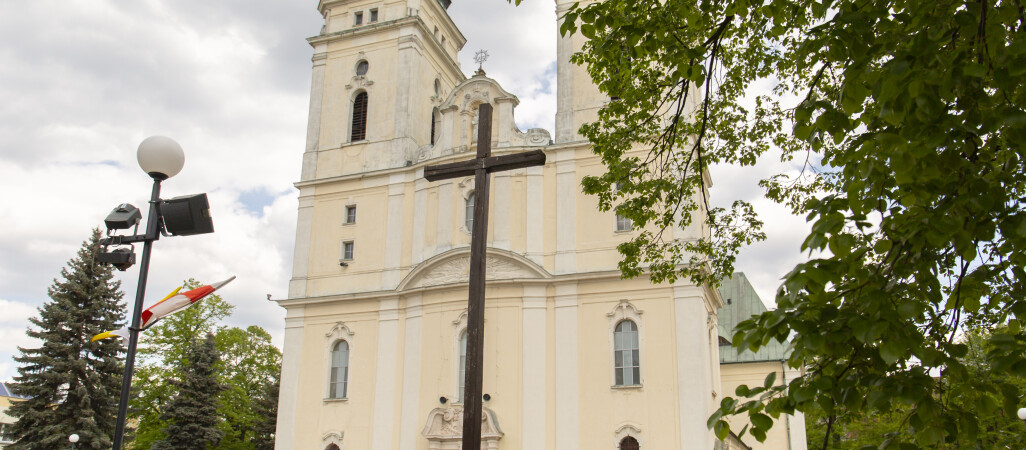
[431,108,441,145]
[351,92,368,141]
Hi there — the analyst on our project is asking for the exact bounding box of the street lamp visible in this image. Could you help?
[68,433,79,450]
[101,136,214,450]
[1017,407,1026,422]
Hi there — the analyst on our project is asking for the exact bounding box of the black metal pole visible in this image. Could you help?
[112,178,162,450]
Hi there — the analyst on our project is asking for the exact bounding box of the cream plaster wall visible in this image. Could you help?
[279,276,722,450]
[720,362,808,450]
[278,1,725,449]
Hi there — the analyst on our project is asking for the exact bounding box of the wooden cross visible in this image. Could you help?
[424,103,545,449]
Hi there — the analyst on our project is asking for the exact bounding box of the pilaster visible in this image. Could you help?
[288,190,315,298]
[555,149,577,274]
[522,285,548,449]
[382,173,406,288]
[273,307,305,450]
[371,298,400,450]
[554,283,579,450]
[399,295,424,450]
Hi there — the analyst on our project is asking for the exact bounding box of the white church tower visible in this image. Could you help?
[275,1,724,449]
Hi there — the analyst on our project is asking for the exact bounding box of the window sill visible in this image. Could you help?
[614,229,633,234]
[340,139,369,149]
[611,384,643,390]
[323,397,348,403]
[342,222,356,226]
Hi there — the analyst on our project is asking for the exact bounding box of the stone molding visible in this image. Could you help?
[613,423,642,449]
[322,430,343,448]
[325,321,355,341]
[396,247,551,291]
[421,407,502,450]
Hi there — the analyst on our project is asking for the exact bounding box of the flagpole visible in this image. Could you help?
[111,177,162,450]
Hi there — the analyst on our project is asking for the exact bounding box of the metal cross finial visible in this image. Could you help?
[474,49,489,70]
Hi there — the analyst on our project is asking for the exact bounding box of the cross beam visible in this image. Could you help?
[422,103,545,450]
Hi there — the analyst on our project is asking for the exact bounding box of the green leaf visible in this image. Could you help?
[879,340,905,365]
[750,412,773,431]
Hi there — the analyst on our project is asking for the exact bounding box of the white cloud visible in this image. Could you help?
[0,1,809,381]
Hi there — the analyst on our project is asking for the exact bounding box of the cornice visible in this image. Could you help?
[275,269,644,308]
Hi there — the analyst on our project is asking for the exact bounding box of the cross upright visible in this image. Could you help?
[423,103,545,450]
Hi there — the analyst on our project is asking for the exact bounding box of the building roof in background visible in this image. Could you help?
[0,381,27,399]
[717,273,791,364]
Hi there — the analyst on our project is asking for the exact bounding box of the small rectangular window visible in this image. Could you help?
[344,205,357,224]
[342,241,354,260]
[354,12,363,26]
[616,214,633,232]
[370,8,378,22]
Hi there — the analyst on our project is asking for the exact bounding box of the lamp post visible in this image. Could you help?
[109,136,185,450]
[68,433,79,450]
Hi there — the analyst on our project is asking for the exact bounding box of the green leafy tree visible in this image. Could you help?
[249,377,279,450]
[6,229,125,449]
[152,333,225,449]
[804,326,1026,448]
[521,0,1026,446]
[213,326,281,449]
[128,280,281,450]
[129,279,233,449]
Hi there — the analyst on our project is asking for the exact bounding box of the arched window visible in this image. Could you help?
[614,320,640,386]
[619,436,640,450]
[465,191,476,230]
[430,107,441,146]
[351,92,368,142]
[325,445,341,450]
[329,340,349,398]
[458,331,467,402]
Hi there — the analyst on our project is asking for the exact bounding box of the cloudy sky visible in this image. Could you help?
[0,0,809,382]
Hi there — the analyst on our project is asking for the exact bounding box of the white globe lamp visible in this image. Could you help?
[1018,407,1026,421]
[137,136,185,180]
[68,434,79,443]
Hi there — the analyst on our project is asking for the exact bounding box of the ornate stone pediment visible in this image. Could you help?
[398,248,550,291]
[421,406,502,450]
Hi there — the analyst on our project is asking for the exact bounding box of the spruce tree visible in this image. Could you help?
[250,377,279,450]
[7,228,125,450]
[152,333,224,449]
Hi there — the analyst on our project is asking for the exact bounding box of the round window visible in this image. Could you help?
[356,60,369,76]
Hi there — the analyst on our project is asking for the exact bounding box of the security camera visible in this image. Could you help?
[104,203,141,230]
[98,247,136,271]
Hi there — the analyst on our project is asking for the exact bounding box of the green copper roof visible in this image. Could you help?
[717,273,791,364]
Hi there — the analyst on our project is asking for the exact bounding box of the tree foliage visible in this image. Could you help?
[214,326,281,449]
[129,279,233,449]
[7,229,125,449]
[804,326,1026,447]
[537,0,1026,446]
[128,279,280,449]
[249,377,279,450]
[152,333,225,449]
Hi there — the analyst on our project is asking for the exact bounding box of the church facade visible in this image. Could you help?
[275,1,724,449]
